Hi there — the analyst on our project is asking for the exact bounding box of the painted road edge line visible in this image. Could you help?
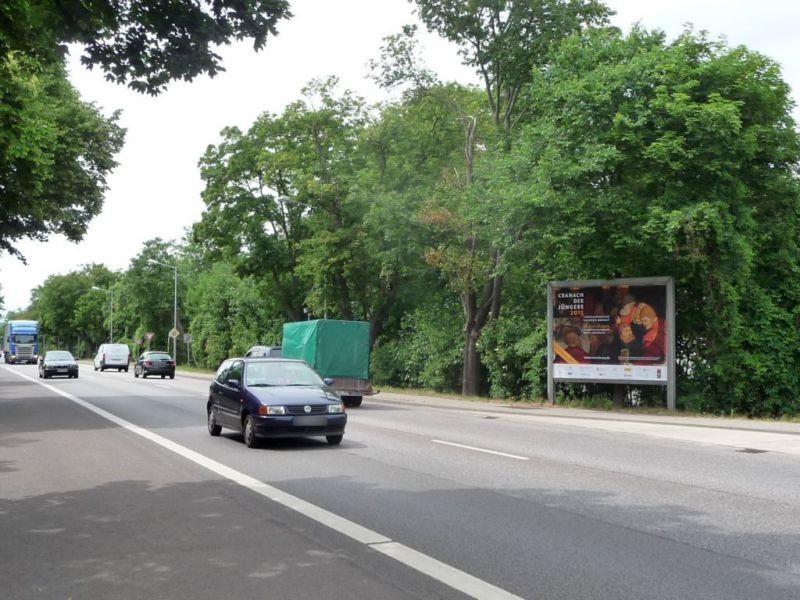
[4,366,524,600]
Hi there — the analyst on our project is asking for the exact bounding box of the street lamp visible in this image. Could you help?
[91,286,113,343]
[147,258,178,359]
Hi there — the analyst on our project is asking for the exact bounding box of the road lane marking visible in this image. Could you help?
[4,366,524,600]
[433,439,529,461]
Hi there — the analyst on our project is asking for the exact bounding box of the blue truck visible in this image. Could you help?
[3,320,40,364]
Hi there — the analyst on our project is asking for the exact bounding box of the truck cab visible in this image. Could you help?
[3,320,40,364]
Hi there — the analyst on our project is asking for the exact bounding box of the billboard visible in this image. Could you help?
[547,277,674,386]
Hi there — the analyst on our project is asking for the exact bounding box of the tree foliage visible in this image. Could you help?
[0,54,125,260]
[412,0,611,133]
[0,0,290,262]
[20,18,800,418]
[503,26,800,415]
[0,0,292,94]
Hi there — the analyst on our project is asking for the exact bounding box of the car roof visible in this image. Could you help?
[228,357,304,363]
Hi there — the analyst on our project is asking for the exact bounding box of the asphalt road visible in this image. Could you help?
[2,363,799,599]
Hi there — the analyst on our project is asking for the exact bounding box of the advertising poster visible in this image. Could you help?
[549,279,671,384]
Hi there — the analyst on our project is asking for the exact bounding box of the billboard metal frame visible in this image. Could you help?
[547,276,676,410]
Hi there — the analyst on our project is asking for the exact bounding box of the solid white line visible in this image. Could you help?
[4,366,523,600]
[432,439,529,461]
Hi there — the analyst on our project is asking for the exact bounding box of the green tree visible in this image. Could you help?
[0,54,125,260]
[505,27,800,415]
[1,0,292,94]
[409,0,611,395]
[32,263,116,354]
[114,239,184,354]
[412,0,611,134]
[184,261,283,368]
[195,78,381,328]
[1,0,290,261]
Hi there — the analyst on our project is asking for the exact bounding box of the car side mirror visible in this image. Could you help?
[226,378,240,389]
[323,378,334,386]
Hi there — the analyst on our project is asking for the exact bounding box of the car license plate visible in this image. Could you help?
[57,368,67,373]
[293,416,327,427]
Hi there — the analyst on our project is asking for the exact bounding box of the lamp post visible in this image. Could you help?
[147,258,178,359]
[91,286,113,343]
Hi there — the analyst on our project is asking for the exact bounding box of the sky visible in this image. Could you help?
[1,0,799,316]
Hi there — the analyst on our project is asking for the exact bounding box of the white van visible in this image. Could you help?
[94,343,131,372]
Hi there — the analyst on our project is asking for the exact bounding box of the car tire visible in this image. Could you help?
[169,374,174,379]
[94,364,98,371]
[142,370,147,379]
[38,371,42,378]
[125,368,129,373]
[243,416,258,448]
[134,369,139,378]
[161,374,165,379]
[326,435,343,445]
[208,410,222,436]
[74,374,79,379]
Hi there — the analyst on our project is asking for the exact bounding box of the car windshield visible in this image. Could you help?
[245,361,324,387]
[46,351,73,361]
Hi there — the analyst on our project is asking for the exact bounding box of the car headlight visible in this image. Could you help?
[266,405,286,415]
[327,403,344,414]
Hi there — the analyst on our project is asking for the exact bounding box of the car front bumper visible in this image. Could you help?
[43,367,78,377]
[251,414,347,438]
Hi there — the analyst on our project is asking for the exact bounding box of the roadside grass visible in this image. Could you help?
[176,364,215,375]
[375,385,800,423]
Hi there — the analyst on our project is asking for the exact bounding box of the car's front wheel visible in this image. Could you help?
[243,416,258,448]
[326,435,343,445]
[208,410,222,436]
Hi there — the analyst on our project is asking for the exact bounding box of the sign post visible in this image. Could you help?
[183,333,192,366]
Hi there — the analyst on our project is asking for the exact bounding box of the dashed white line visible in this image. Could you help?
[4,366,524,600]
[432,439,529,461]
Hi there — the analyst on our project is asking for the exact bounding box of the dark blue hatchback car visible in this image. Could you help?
[207,358,346,448]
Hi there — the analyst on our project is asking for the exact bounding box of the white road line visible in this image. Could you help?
[432,439,529,461]
[4,366,523,600]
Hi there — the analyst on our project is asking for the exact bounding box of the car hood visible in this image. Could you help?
[247,385,340,405]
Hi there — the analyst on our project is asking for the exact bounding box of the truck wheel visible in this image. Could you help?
[343,396,362,408]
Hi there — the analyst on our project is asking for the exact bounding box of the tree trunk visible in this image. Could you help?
[462,324,481,396]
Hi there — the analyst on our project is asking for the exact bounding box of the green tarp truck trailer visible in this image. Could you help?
[282,319,373,407]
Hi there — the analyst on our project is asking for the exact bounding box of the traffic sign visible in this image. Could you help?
[145,332,155,342]
[169,328,180,339]
[183,333,192,343]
